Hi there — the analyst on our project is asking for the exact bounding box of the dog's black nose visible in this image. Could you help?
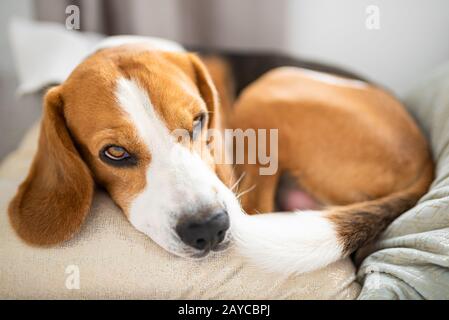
[176,210,230,250]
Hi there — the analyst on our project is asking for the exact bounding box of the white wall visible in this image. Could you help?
[286,0,449,96]
[0,0,33,77]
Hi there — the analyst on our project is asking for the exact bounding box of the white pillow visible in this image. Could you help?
[8,18,184,95]
[9,18,103,94]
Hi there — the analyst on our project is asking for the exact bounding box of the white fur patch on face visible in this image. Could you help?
[115,77,232,257]
[289,66,368,89]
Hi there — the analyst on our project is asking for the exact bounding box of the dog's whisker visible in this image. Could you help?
[231,171,246,192]
[228,166,236,186]
[236,184,256,199]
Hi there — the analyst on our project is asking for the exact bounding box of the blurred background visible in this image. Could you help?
[1,0,449,159]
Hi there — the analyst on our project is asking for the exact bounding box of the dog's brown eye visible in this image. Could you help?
[192,112,207,140]
[100,145,137,167]
[104,146,129,161]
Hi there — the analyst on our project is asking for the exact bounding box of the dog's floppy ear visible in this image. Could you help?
[188,53,221,131]
[188,53,235,186]
[8,86,94,246]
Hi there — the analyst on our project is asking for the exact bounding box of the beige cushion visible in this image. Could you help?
[0,122,360,299]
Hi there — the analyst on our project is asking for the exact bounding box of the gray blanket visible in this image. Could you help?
[357,62,449,299]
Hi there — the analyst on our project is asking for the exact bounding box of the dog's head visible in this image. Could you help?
[9,45,242,258]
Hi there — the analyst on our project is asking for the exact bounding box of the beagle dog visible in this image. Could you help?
[8,37,433,274]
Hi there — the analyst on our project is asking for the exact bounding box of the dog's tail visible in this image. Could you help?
[229,160,433,274]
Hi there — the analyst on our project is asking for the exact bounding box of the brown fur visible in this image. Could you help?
[200,55,236,126]
[230,67,432,212]
[328,160,433,254]
[228,66,433,252]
